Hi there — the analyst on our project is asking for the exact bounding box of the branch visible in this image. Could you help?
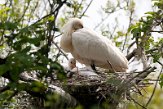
[52,41,68,60]
[127,41,136,54]
[150,30,163,33]
[145,67,162,107]
[156,60,163,67]
[122,9,133,51]
[146,48,159,54]
[79,0,93,18]
[118,67,156,94]
[132,67,156,84]
[27,0,67,27]
[129,96,147,109]
[126,48,137,61]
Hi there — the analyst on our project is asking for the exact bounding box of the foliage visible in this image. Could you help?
[128,0,163,83]
[0,0,67,108]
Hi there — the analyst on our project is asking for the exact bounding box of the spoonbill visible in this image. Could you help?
[61,58,76,71]
[60,18,128,72]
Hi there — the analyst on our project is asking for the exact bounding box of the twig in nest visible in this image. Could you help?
[132,85,142,95]
[118,67,156,96]
[135,67,156,84]
[127,66,155,84]
[98,92,107,108]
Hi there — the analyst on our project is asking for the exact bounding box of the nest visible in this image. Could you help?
[16,67,155,109]
[53,66,156,109]
[59,71,128,108]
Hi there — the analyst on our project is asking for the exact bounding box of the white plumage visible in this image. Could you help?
[60,18,128,72]
[61,58,77,71]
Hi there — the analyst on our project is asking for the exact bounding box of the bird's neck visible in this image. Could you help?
[60,30,74,52]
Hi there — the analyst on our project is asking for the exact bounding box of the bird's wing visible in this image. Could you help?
[72,28,128,70]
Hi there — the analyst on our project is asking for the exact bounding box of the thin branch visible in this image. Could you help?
[77,0,84,11]
[145,67,163,107]
[110,23,118,39]
[122,10,133,51]
[126,48,137,61]
[54,33,62,38]
[52,41,68,60]
[150,30,163,33]
[17,0,31,23]
[146,48,159,54]
[129,96,147,109]
[26,1,39,25]
[30,0,67,27]
[127,41,136,54]
[144,79,161,81]
[79,0,93,18]
[74,0,84,17]
[127,67,156,84]
[156,60,163,67]
[94,14,110,30]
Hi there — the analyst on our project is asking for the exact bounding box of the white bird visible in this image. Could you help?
[60,18,128,72]
[61,58,77,71]
[61,58,78,77]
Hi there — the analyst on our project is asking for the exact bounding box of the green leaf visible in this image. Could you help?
[145,11,156,16]
[66,2,72,7]
[21,46,31,53]
[131,28,140,38]
[117,31,124,36]
[48,16,54,21]
[159,74,163,88]
[30,81,47,93]
[28,37,41,46]
[153,53,160,63]
[0,64,8,76]
[30,66,48,72]
[4,22,18,30]
[14,0,18,4]
[115,41,122,47]
[15,83,28,91]
[0,90,14,100]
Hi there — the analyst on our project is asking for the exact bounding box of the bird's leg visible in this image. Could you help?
[91,63,99,74]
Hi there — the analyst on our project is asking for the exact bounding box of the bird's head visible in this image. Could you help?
[68,58,76,69]
[72,18,83,31]
[62,18,83,34]
[60,18,83,52]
